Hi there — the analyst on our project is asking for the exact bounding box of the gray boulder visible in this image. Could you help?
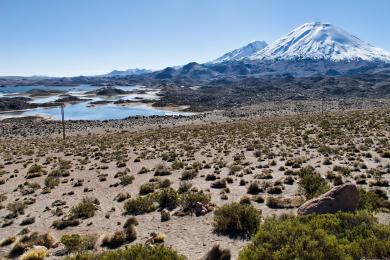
[298,183,358,215]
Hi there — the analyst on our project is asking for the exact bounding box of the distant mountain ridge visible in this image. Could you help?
[211,41,268,63]
[104,68,153,77]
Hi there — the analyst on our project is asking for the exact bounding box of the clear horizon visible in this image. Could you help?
[1,0,390,77]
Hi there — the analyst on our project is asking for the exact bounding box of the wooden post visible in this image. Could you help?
[61,103,65,140]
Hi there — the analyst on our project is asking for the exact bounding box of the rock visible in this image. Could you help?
[298,183,358,215]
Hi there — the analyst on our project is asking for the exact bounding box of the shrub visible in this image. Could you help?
[179,191,211,212]
[60,234,97,253]
[211,179,227,189]
[44,176,59,188]
[101,231,127,249]
[66,244,185,260]
[154,164,171,176]
[247,182,262,195]
[138,166,150,174]
[124,195,156,215]
[0,236,16,247]
[70,197,99,219]
[157,188,179,210]
[178,181,192,193]
[20,217,35,226]
[119,175,135,186]
[7,201,27,216]
[204,244,231,260]
[298,166,330,199]
[123,217,139,228]
[114,192,131,202]
[20,246,47,260]
[52,218,80,230]
[9,232,54,257]
[181,169,197,180]
[266,196,304,209]
[238,211,390,260]
[25,164,46,179]
[358,188,390,212]
[139,183,156,195]
[171,160,185,170]
[213,202,261,237]
[333,165,352,177]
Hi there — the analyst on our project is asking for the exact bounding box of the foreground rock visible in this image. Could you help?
[298,183,359,215]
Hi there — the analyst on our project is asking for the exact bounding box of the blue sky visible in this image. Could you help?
[1,0,390,76]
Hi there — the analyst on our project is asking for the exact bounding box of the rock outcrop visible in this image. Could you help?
[298,183,359,215]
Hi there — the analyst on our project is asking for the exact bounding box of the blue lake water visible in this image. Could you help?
[0,85,192,120]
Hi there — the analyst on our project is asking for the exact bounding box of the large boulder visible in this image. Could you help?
[298,183,358,215]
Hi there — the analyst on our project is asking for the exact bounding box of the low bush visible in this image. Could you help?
[124,195,156,215]
[154,164,171,176]
[20,246,47,260]
[52,218,80,230]
[213,202,261,237]
[358,188,390,212]
[139,183,156,195]
[157,188,179,210]
[179,191,211,212]
[119,175,135,186]
[298,166,330,199]
[247,182,262,195]
[238,211,390,259]
[204,244,231,260]
[70,197,99,219]
[60,234,97,253]
[65,244,185,260]
[0,236,16,247]
[181,169,197,180]
[25,164,46,179]
[9,232,54,258]
[101,231,127,249]
[211,179,227,189]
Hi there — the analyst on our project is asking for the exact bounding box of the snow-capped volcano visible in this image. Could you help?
[212,40,268,63]
[249,22,390,62]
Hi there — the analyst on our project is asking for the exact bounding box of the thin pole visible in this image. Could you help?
[61,103,65,140]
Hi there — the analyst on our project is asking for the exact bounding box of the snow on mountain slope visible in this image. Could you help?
[105,68,153,77]
[250,22,390,62]
[212,41,268,63]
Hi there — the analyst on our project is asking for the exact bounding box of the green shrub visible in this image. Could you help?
[101,231,127,249]
[181,169,197,180]
[44,176,59,188]
[60,234,97,253]
[179,191,211,212]
[65,244,185,260]
[171,160,185,170]
[9,232,54,257]
[157,188,179,210]
[333,165,352,177]
[70,197,99,219]
[238,211,390,260]
[298,166,330,199]
[52,218,80,230]
[154,164,171,176]
[213,202,261,237]
[25,164,46,179]
[358,188,390,212]
[119,175,135,186]
[139,183,156,195]
[124,195,156,215]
